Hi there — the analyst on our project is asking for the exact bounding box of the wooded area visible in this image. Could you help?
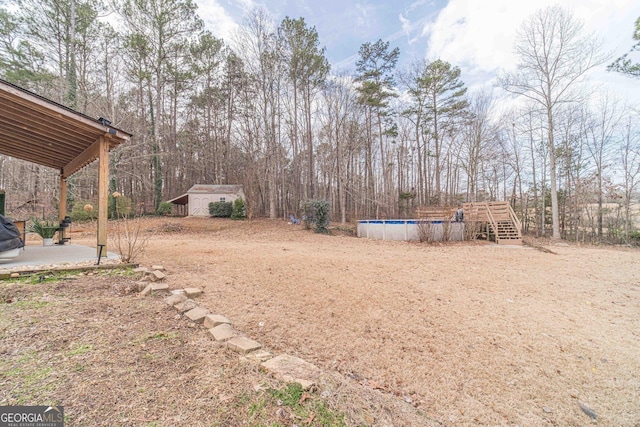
[1,1,639,243]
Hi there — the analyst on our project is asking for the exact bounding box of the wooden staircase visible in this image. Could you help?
[463,201,522,245]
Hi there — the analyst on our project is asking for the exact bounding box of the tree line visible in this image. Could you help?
[1,1,639,243]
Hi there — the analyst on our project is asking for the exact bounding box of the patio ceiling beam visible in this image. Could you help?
[62,137,101,178]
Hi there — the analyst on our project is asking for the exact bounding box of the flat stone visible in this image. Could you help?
[164,294,187,306]
[203,314,231,329]
[246,350,274,362]
[208,324,238,342]
[171,289,186,295]
[151,265,165,271]
[149,270,166,281]
[140,284,152,296]
[174,299,198,313]
[150,283,169,292]
[184,287,202,297]
[261,354,322,390]
[133,267,148,274]
[185,306,210,323]
[226,336,262,354]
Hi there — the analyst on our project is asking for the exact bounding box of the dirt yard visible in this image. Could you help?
[3,217,640,426]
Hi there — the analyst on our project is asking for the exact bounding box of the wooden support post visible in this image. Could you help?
[97,136,109,257]
[59,174,67,222]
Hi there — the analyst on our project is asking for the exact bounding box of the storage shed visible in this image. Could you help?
[167,185,245,217]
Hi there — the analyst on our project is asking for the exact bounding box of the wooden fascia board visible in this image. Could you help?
[2,84,113,132]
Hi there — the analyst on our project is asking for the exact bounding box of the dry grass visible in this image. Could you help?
[3,217,640,426]
[0,269,431,426]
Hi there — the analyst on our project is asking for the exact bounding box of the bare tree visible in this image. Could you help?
[620,113,640,243]
[499,5,606,239]
[459,89,495,203]
[583,92,624,240]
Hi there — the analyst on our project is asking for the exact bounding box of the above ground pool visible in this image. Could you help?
[357,219,464,241]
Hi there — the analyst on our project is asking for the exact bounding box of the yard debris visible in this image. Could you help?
[578,401,597,420]
[298,392,312,404]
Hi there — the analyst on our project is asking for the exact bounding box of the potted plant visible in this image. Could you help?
[31,218,59,246]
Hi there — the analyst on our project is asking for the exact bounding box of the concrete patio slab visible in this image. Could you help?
[0,244,120,272]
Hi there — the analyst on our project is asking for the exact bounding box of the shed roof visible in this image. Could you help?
[167,193,189,205]
[0,79,131,176]
[187,184,244,194]
[167,185,244,206]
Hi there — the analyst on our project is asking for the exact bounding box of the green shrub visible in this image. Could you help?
[209,201,233,217]
[230,198,246,220]
[69,202,97,222]
[300,199,330,234]
[157,201,173,216]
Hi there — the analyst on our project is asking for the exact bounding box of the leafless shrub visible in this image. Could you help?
[418,221,452,243]
[465,221,480,241]
[417,221,435,243]
[109,215,152,263]
[442,221,451,242]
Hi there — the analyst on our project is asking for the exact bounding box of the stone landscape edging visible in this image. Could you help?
[136,265,322,390]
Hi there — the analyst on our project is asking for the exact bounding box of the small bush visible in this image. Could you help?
[156,201,173,216]
[70,202,96,222]
[230,198,246,220]
[300,199,330,234]
[209,201,233,217]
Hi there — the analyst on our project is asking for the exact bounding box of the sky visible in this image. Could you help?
[194,0,640,104]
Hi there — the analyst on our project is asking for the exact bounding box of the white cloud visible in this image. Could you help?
[424,0,640,104]
[194,0,246,41]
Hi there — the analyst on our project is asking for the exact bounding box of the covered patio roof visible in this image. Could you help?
[0,79,131,177]
[0,79,132,256]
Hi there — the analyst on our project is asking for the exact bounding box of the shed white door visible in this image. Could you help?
[189,195,212,216]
